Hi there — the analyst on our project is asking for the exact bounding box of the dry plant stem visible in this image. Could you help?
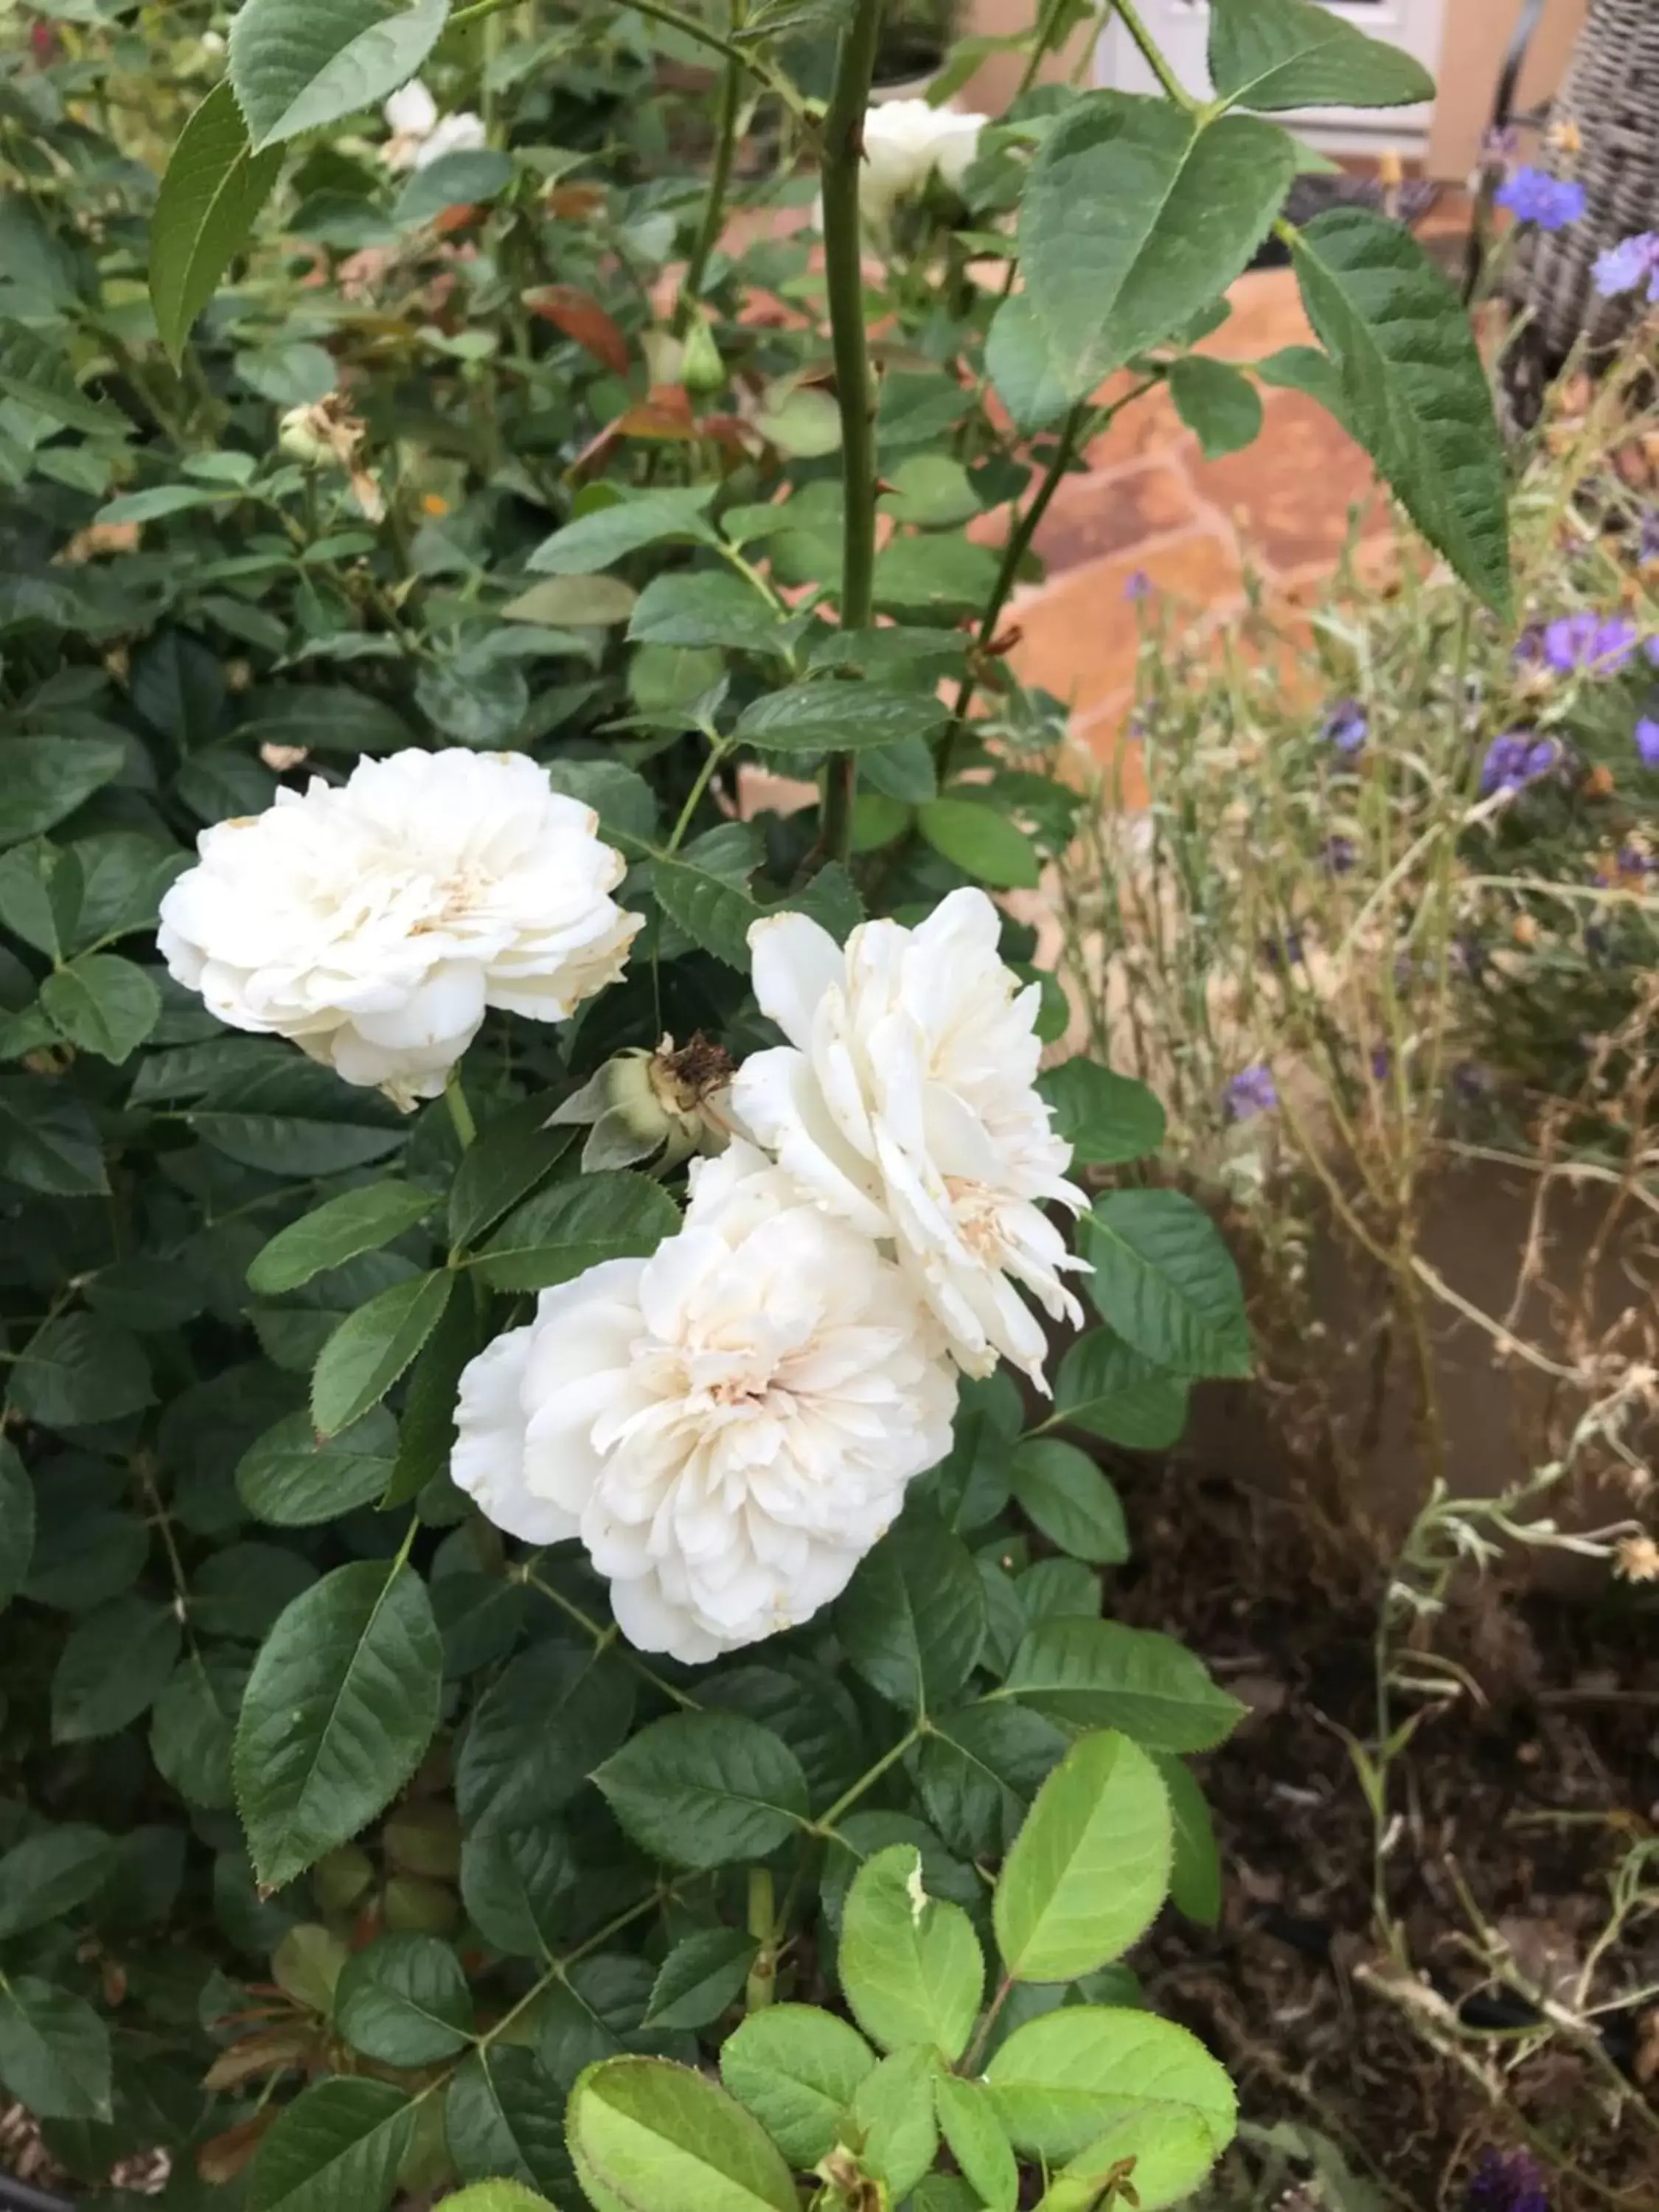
[818,0,886,866]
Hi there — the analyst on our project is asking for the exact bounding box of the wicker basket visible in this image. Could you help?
[1501,0,1659,425]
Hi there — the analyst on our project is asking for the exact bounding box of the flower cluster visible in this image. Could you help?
[1495,165,1585,232]
[1539,610,1640,673]
[1479,731,1562,796]
[159,750,641,1109]
[1593,229,1659,303]
[451,889,1088,1662]
[1321,698,1368,754]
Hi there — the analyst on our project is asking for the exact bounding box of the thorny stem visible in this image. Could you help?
[817,0,886,868]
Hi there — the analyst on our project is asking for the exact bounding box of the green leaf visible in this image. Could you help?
[461,1820,574,1960]
[884,454,981,529]
[40,954,160,1064]
[243,684,414,757]
[229,0,450,151]
[858,734,937,805]
[10,1314,152,1429]
[780,860,864,945]
[457,1641,635,1834]
[1208,0,1434,111]
[1052,1330,1189,1452]
[394,146,514,225]
[150,1650,248,1810]
[568,2056,797,2212]
[839,1844,984,2062]
[1256,341,1350,425]
[248,2076,416,2212]
[1038,1060,1166,1166]
[0,838,83,961]
[1010,1439,1129,1565]
[984,2006,1236,2196]
[644,1928,761,2031]
[0,1978,111,2122]
[0,323,125,436]
[852,2045,939,2199]
[448,1099,577,1252]
[234,1558,443,1889]
[51,1594,181,1743]
[935,2072,1018,2212]
[993,1731,1172,1980]
[444,2188,559,2212]
[835,1518,987,1716]
[917,798,1040,890]
[472,1172,678,1295]
[1021,94,1295,398]
[529,487,717,574]
[1154,1752,1222,1928]
[237,1406,398,1526]
[310,1268,453,1436]
[0,1077,107,1197]
[872,532,998,616]
[335,1933,474,2065]
[385,1287,482,1510]
[719,2004,876,2167]
[249,1184,435,1295]
[0,1439,34,1615]
[736,683,949,756]
[1082,1189,1251,1378]
[150,81,285,364]
[1167,355,1264,459]
[0,737,125,849]
[594,1711,809,1871]
[985,295,1072,434]
[0,1826,114,1939]
[627,571,785,654]
[1290,209,1511,615]
[1004,1619,1246,1751]
[917,1701,1066,1859]
[653,823,763,969]
[445,2047,571,2200]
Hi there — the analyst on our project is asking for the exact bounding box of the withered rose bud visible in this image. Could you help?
[549,1032,734,1174]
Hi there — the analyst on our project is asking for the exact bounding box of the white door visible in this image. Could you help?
[1097,0,1444,153]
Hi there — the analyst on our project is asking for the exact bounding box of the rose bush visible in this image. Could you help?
[0,0,1512,2208]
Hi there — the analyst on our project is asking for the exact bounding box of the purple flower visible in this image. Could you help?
[1636,716,1659,768]
[1495,167,1586,231]
[1480,732,1561,795]
[1323,835,1357,874]
[1321,698,1367,754]
[1618,844,1656,874]
[1124,569,1152,602]
[1593,229,1659,303]
[1541,611,1639,672]
[1464,2147,1548,2212]
[1647,636,1659,669]
[1641,509,1659,565]
[1225,1065,1277,1121]
[1369,1046,1393,1081]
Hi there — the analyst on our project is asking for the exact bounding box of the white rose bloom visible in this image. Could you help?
[732,887,1087,1386]
[381,80,487,172]
[859,99,987,230]
[158,750,641,1110]
[449,1141,958,1664]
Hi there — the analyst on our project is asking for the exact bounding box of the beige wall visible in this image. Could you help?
[960,0,1591,181]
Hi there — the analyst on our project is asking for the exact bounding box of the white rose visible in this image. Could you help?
[860,99,987,229]
[450,1141,958,1664]
[732,887,1087,1385]
[158,750,641,1110]
[381,80,486,173]
[383,77,439,147]
[413,111,489,170]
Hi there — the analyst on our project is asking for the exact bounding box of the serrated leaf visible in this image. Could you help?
[310,1267,452,1436]
[50,1593,180,1743]
[852,2045,939,2198]
[1082,1189,1251,1378]
[653,823,763,969]
[993,1730,1172,1980]
[986,294,1072,434]
[0,1439,34,1616]
[40,954,160,1064]
[568,2056,797,2212]
[471,1172,678,1294]
[457,1641,636,1836]
[237,1406,399,1527]
[150,1650,248,1810]
[596,1711,809,1871]
[444,2188,558,2212]
[1167,355,1264,459]
[1022,94,1295,398]
[1209,0,1434,111]
[1290,209,1510,614]
[917,797,1040,890]
[150,81,285,364]
[249,1184,435,1296]
[0,1978,111,2122]
[1010,1439,1129,1565]
[1038,1059,1166,1166]
[1004,1619,1246,1752]
[335,1933,473,2065]
[248,2076,415,2212]
[0,1826,114,1940]
[839,1844,984,2062]
[0,322,125,436]
[1155,1752,1222,1928]
[627,571,785,654]
[736,683,949,755]
[719,2004,876,2168]
[1052,1329,1189,1452]
[10,1313,152,1429]
[0,737,125,849]
[529,487,717,574]
[935,2073,1018,2212]
[234,1558,443,1889]
[835,1517,987,1716]
[0,1077,107,1197]
[229,0,450,152]
[644,1928,761,2031]
[445,2047,571,2200]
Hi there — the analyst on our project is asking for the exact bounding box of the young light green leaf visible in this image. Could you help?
[1208,0,1434,111]
[229,0,450,152]
[653,824,764,970]
[443,2188,559,2212]
[40,955,161,1064]
[1004,1619,1247,1752]
[1009,1439,1130,1565]
[334,1932,474,2065]
[736,683,949,755]
[835,1518,987,1715]
[1052,1329,1189,1452]
[0,1439,34,1616]
[935,2072,1018,2212]
[1043,2107,1228,2212]
[150,82,285,364]
[0,1978,111,2122]
[594,1711,809,1870]
[1039,1060,1166,1166]
[50,1594,180,1744]
[234,1558,443,1889]
[0,324,125,437]
[993,1730,1172,1980]
[0,1826,114,1940]
[1082,1189,1251,1378]
[1021,94,1295,397]
[529,487,718,574]
[1167,355,1264,460]
[852,2045,940,2199]
[917,797,1040,890]
[568,2056,797,2212]
[310,1267,453,1436]
[1154,1751,1223,1928]
[248,2076,416,2212]
[839,1844,984,2062]
[248,1183,435,1296]
[472,1172,678,1294]
[1291,209,1511,615]
[719,2004,877,2167]
[644,1928,762,2031]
